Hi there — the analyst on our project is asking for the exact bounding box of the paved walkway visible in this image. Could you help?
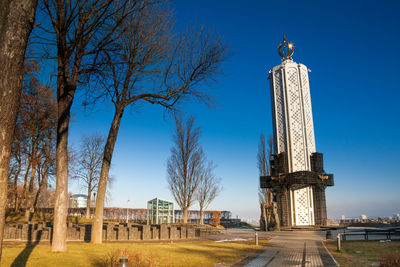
[235,231,338,267]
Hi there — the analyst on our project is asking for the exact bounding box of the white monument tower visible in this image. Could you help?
[260,34,334,227]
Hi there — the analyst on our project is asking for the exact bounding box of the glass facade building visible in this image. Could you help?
[147,198,174,224]
[70,194,88,208]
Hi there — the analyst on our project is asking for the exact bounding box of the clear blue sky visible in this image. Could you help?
[62,0,400,219]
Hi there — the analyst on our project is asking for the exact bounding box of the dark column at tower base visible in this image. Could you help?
[313,186,327,226]
[276,187,291,227]
[261,152,334,228]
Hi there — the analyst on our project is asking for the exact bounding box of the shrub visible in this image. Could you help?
[99,248,162,267]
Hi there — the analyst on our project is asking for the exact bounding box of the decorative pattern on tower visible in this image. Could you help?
[260,34,334,227]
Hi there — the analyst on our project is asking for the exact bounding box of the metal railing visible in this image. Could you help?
[332,228,400,251]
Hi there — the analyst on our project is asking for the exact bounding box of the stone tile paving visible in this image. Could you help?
[237,231,338,267]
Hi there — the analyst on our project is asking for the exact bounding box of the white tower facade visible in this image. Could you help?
[270,61,316,173]
[269,36,316,226]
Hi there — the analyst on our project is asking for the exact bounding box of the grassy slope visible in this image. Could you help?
[325,240,400,267]
[2,240,267,267]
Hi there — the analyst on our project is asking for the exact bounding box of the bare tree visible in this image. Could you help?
[9,122,25,212]
[257,134,269,177]
[0,0,38,259]
[89,1,226,243]
[5,54,56,222]
[74,134,104,219]
[257,133,269,231]
[257,133,278,231]
[16,57,57,221]
[196,162,221,224]
[32,133,56,213]
[167,116,204,224]
[40,0,141,251]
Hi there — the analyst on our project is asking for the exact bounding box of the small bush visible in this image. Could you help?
[380,252,400,267]
[99,248,162,267]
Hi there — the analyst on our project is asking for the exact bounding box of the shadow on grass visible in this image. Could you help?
[11,227,42,267]
[158,241,262,265]
[88,242,249,267]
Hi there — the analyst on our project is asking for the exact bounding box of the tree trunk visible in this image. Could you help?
[199,207,204,224]
[0,0,37,260]
[260,203,268,231]
[91,107,124,244]
[266,189,272,231]
[12,163,21,211]
[41,167,48,190]
[24,161,36,221]
[51,80,76,252]
[85,184,91,219]
[272,202,280,231]
[19,159,31,212]
[183,207,188,224]
[263,203,268,231]
[33,167,48,212]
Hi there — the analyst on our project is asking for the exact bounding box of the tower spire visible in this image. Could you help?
[278,33,294,60]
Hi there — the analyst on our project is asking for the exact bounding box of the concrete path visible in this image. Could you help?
[234,231,338,267]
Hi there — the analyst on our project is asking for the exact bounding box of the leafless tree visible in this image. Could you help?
[88,1,227,243]
[257,134,269,177]
[5,53,57,222]
[40,0,142,251]
[196,162,221,224]
[167,116,204,224]
[9,125,25,212]
[18,64,57,221]
[257,133,279,231]
[0,0,38,259]
[258,134,269,231]
[73,134,104,219]
[32,134,56,212]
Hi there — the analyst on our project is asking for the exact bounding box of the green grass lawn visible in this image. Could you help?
[325,240,400,267]
[1,240,267,267]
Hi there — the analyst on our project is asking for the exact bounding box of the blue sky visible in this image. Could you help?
[61,0,400,219]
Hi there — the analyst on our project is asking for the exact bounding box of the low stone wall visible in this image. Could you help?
[3,222,198,243]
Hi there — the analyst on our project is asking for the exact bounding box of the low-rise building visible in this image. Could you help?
[69,194,88,208]
[147,198,174,224]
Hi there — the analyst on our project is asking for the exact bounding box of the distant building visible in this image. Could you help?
[361,214,367,220]
[69,194,88,208]
[147,198,174,224]
[341,215,345,220]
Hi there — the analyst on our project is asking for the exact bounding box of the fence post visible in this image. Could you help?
[120,258,128,267]
[255,232,258,245]
[336,234,341,252]
[326,230,332,240]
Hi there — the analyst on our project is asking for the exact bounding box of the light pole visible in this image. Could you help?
[126,199,130,223]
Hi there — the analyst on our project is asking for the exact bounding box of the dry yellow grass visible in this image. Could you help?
[2,240,267,267]
[325,240,400,267]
